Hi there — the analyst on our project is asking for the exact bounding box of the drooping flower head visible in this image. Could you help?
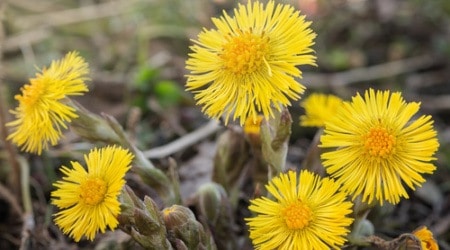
[186,0,316,125]
[51,145,134,242]
[320,89,439,205]
[7,51,89,154]
[300,93,343,127]
[412,226,439,250]
[246,170,353,250]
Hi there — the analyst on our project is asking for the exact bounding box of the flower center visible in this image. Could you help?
[363,126,396,158]
[282,200,313,230]
[220,30,269,75]
[79,177,107,206]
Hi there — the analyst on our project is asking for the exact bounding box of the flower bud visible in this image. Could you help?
[195,183,236,250]
[118,187,172,249]
[162,205,216,250]
[212,128,249,192]
[196,183,226,224]
[69,100,121,144]
[162,205,195,229]
[118,185,144,229]
[260,107,292,173]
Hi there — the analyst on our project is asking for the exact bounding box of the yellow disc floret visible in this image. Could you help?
[79,177,107,206]
[282,200,313,230]
[363,125,396,159]
[220,31,270,75]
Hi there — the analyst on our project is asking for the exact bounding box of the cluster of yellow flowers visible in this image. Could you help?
[7,52,134,242]
[5,0,441,248]
[185,0,440,249]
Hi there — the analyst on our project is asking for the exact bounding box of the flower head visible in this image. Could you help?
[320,89,439,205]
[7,51,89,154]
[186,0,316,125]
[413,226,439,250]
[300,93,343,127]
[51,145,133,242]
[246,170,353,250]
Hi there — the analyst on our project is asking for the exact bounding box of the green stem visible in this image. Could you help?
[104,114,176,205]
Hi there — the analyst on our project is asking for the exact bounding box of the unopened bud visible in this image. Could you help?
[196,183,227,224]
[260,107,292,173]
[162,205,195,230]
[162,205,216,250]
[69,100,121,144]
[195,183,236,250]
[212,128,249,192]
[118,187,172,249]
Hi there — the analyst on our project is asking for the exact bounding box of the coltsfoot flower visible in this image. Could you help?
[320,89,439,205]
[300,93,343,127]
[413,226,439,250]
[186,0,316,125]
[51,146,133,242]
[7,51,89,154]
[246,170,353,249]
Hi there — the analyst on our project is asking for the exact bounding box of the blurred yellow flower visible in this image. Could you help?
[243,115,264,136]
[300,93,343,127]
[320,89,439,205]
[7,51,89,154]
[413,226,439,250]
[186,0,316,125]
[51,146,133,242]
[246,170,353,249]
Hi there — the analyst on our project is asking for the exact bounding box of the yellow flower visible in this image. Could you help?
[244,115,264,136]
[186,0,316,125]
[7,51,89,154]
[300,93,343,127]
[413,226,439,250]
[320,89,439,205]
[246,170,353,250]
[51,146,133,242]
[244,115,264,147]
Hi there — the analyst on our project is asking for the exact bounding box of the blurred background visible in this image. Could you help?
[0,0,449,249]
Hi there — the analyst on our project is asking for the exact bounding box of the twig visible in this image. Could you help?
[302,54,438,88]
[17,156,34,250]
[413,94,450,112]
[143,120,222,159]
[0,182,23,217]
[9,0,62,13]
[15,0,145,30]
[3,29,52,53]
[4,0,145,53]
